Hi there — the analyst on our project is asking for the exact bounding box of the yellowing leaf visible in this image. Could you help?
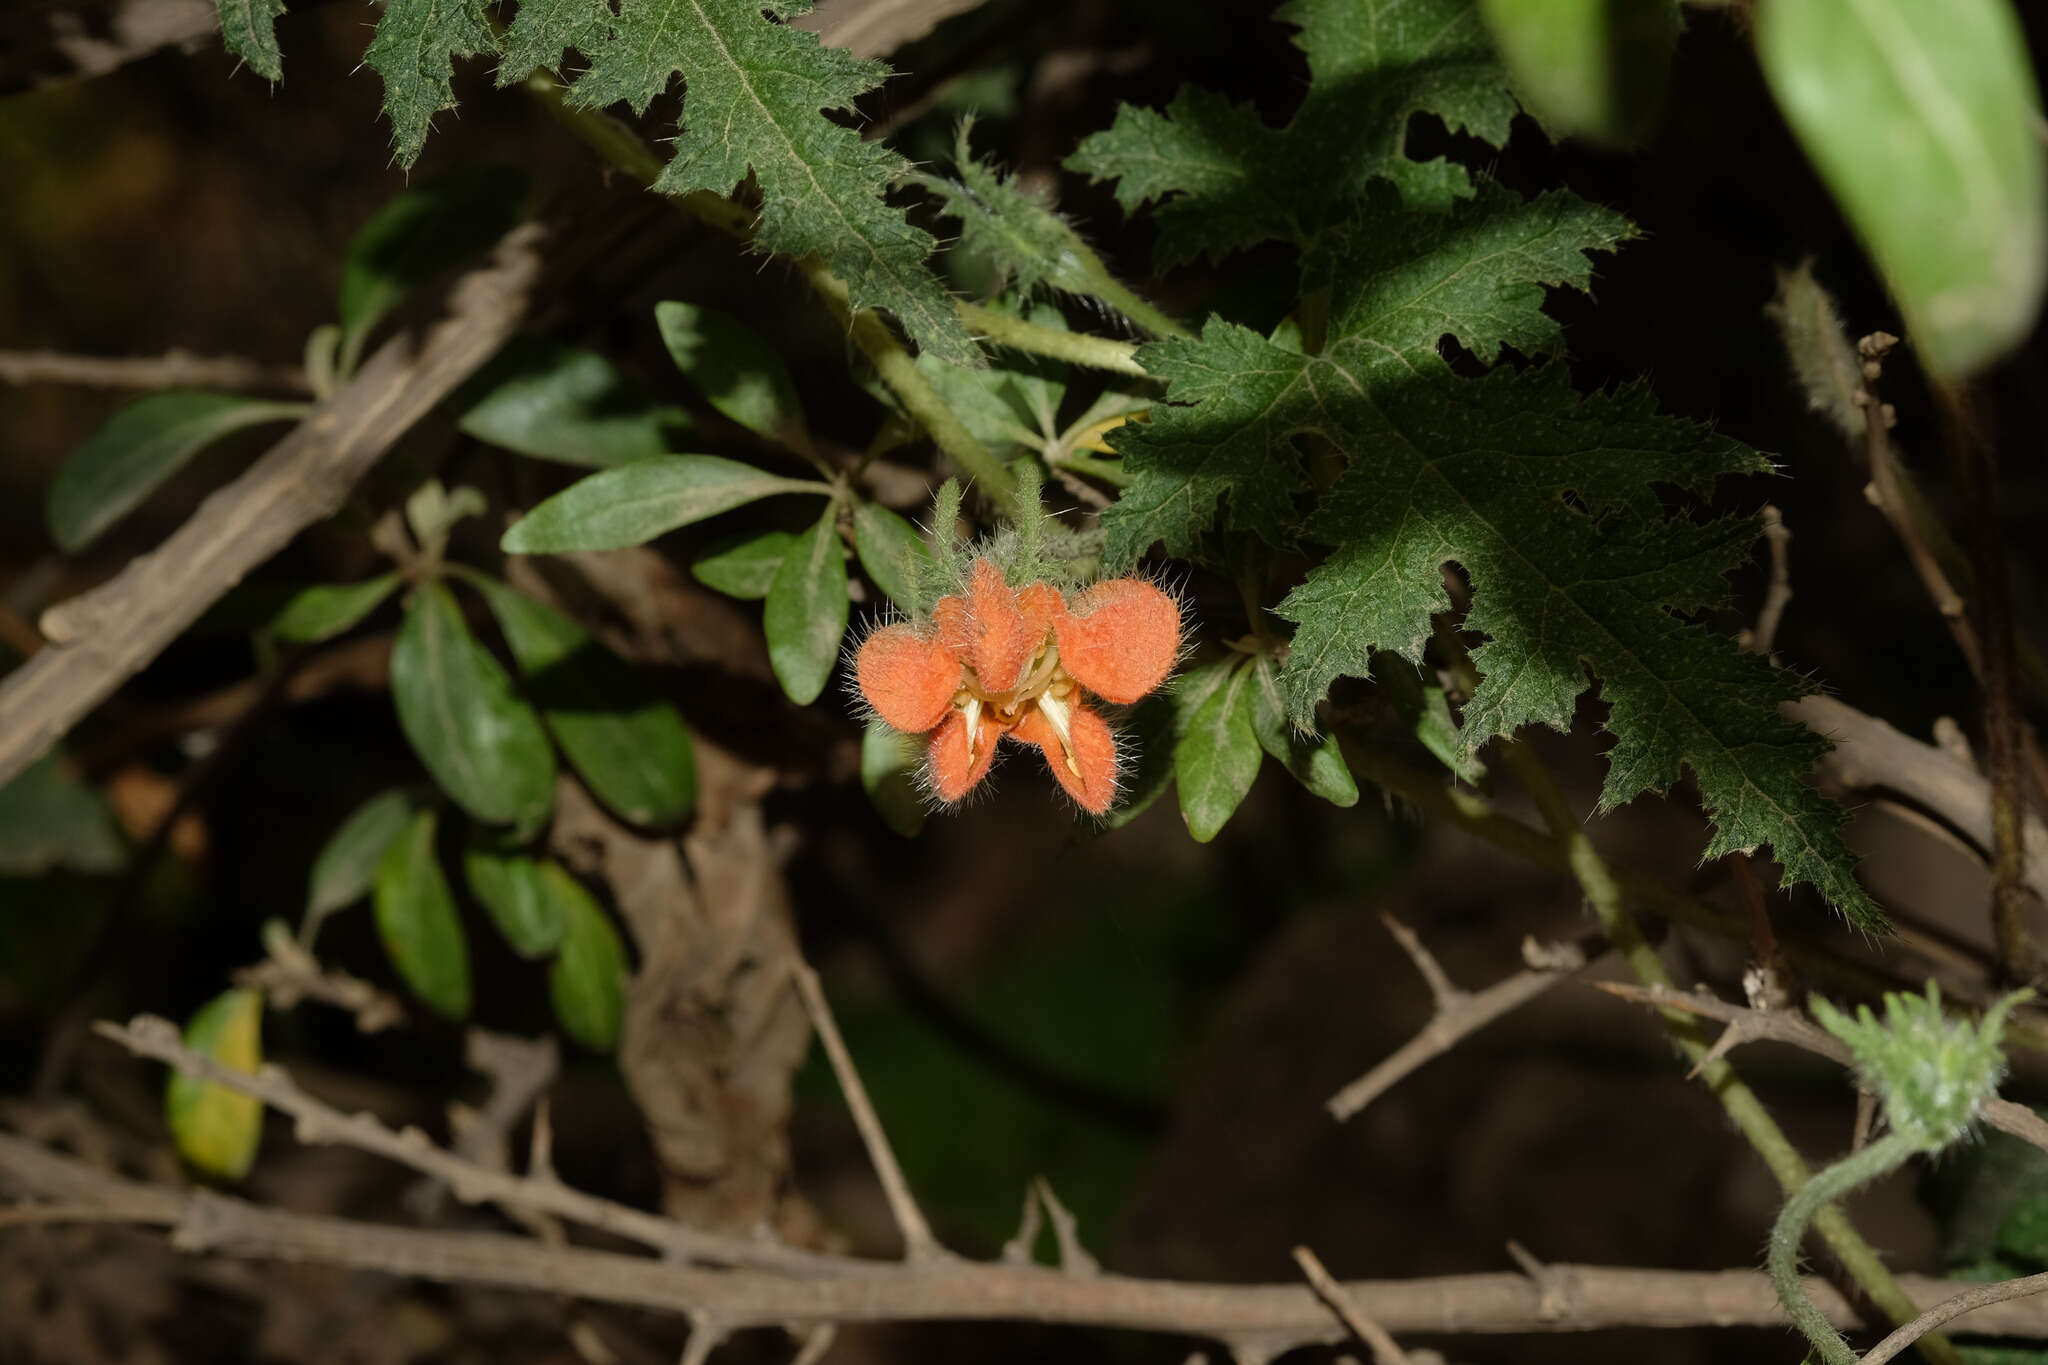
[165,988,264,1181]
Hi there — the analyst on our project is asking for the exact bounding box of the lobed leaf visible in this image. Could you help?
[213,0,285,82]
[364,0,499,169]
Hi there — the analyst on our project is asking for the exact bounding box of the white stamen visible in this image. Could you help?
[1035,692,1082,777]
[962,696,983,761]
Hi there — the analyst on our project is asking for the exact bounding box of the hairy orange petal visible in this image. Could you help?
[933,592,972,659]
[856,624,961,733]
[957,560,1063,691]
[1013,703,1120,814]
[927,709,1002,803]
[1054,579,1181,703]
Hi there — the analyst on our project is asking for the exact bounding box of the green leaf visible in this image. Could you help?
[267,573,403,645]
[213,0,285,82]
[853,502,934,612]
[501,455,829,554]
[454,335,693,469]
[1098,694,1178,831]
[1174,660,1261,842]
[337,166,527,368]
[1066,0,1518,267]
[305,787,418,926]
[364,0,498,169]
[1373,650,1487,785]
[861,718,927,837]
[764,507,850,706]
[1478,0,1679,146]
[1102,186,1631,563]
[546,866,627,1051]
[692,530,796,599]
[390,583,556,828]
[654,301,805,441]
[373,808,471,1019]
[1249,657,1358,807]
[496,0,612,86]
[46,392,304,552]
[165,988,264,1180]
[1758,0,2047,377]
[469,577,697,827]
[555,0,978,368]
[461,839,565,958]
[0,752,126,877]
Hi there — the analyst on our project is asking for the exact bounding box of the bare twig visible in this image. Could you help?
[1327,919,1598,1121]
[1292,1246,1412,1365]
[1000,1184,1044,1265]
[1034,1177,1099,1276]
[1862,1271,2048,1365]
[1589,981,2048,1158]
[789,961,947,1264]
[0,348,310,394]
[14,1130,2048,1343]
[89,1013,851,1276]
[234,923,404,1032]
[1740,503,1793,656]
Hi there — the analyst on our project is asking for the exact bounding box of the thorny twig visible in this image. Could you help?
[1326,918,1601,1121]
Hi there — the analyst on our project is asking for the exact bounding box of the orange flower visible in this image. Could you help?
[856,559,1181,814]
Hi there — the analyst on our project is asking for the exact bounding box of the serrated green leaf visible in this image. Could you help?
[764,507,849,705]
[654,301,805,441]
[364,0,498,169]
[337,166,527,369]
[1249,658,1358,806]
[1066,0,1518,268]
[496,0,612,87]
[454,335,693,468]
[861,718,926,837]
[1758,0,2047,378]
[165,988,264,1180]
[306,787,418,927]
[559,0,977,367]
[1175,660,1260,841]
[692,530,795,599]
[461,839,565,958]
[46,392,305,552]
[267,573,403,644]
[0,752,126,877]
[853,502,934,612]
[374,808,471,1019]
[547,866,627,1051]
[1103,186,1631,562]
[501,455,829,553]
[213,0,285,82]
[391,583,556,828]
[1479,0,1678,146]
[469,577,696,827]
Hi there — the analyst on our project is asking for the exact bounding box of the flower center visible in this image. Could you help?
[952,640,1082,775]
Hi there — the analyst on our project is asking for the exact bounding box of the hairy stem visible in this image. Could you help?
[1768,1130,1924,1365]
[956,302,1150,377]
[1077,276,1195,343]
[521,73,1016,503]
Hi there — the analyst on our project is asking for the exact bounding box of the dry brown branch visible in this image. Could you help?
[0,211,563,790]
[10,1131,2048,1344]
[88,1013,849,1276]
[1034,1177,1099,1276]
[1589,981,2048,1156]
[1740,503,1793,656]
[0,349,310,394]
[0,0,217,95]
[793,0,991,58]
[1326,920,1600,1121]
[1863,1270,2048,1365]
[791,961,947,1264]
[1292,1245,1412,1365]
